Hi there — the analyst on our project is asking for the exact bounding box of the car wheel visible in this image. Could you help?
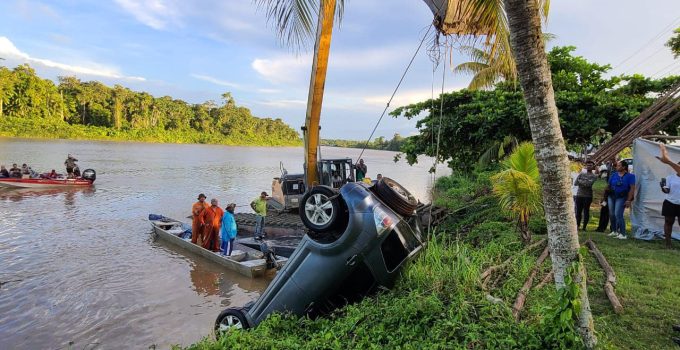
[300,186,344,233]
[375,177,418,216]
[214,308,249,336]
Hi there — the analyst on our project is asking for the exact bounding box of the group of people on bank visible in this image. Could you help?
[573,144,680,248]
[0,154,81,179]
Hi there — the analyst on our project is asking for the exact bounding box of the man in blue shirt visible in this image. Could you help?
[605,160,636,239]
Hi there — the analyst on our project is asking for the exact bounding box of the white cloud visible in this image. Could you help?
[251,45,413,85]
[191,74,240,88]
[252,55,310,84]
[0,36,145,81]
[362,89,436,108]
[257,88,282,94]
[257,99,306,108]
[114,0,180,30]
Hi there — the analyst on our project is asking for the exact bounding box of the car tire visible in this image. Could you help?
[215,308,249,336]
[375,177,418,216]
[300,186,344,233]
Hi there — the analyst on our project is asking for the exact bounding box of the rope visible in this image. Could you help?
[428,46,447,234]
[356,25,433,162]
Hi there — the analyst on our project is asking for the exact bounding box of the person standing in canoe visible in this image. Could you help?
[220,203,238,256]
[191,193,209,245]
[201,198,224,252]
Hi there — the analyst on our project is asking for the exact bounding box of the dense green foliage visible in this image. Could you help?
[321,133,406,151]
[667,27,680,59]
[0,64,301,146]
[391,46,680,171]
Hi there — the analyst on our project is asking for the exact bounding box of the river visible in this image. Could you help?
[0,137,449,349]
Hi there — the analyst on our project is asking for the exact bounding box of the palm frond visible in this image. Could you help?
[254,0,344,51]
[503,141,539,180]
[453,62,490,76]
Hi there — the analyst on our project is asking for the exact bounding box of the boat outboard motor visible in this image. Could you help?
[259,242,280,270]
[82,169,96,182]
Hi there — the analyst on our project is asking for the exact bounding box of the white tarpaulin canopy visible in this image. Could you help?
[631,138,680,240]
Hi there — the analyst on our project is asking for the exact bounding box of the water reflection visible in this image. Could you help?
[190,262,221,296]
[0,186,96,205]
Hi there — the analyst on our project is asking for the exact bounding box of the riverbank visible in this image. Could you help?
[0,116,302,147]
[185,173,680,350]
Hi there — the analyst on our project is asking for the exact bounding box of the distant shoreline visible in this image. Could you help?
[0,117,303,148]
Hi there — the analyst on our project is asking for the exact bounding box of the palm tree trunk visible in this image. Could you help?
[504,0,596,348]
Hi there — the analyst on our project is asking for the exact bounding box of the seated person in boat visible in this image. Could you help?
[191,194,210,245]
[0,165,8,178]
[47,169,58,179]
[21,164,31,178]
[220,203,238,256]
[201,199,224,252]
[9,164,21,178]
[73,166,81,178]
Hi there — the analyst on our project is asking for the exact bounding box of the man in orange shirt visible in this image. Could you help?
[191,193,210,245]
[201,198,224,252]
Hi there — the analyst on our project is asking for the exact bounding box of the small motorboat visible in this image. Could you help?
[0,169,96,188]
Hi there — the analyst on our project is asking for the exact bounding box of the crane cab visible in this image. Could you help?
[316,158,354,189]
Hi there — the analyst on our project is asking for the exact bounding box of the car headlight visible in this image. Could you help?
[373,206,394,236]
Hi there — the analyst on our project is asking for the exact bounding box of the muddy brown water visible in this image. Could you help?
[0,137,448,348]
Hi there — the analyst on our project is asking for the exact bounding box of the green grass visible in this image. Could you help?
[582,233,680,350]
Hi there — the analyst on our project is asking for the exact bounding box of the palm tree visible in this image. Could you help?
[503,0,596,347]
[491,142,541,243]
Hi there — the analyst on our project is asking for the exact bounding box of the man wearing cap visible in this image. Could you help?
[191,194,209,245]
[250,191,269,240]
[221,203,238,256]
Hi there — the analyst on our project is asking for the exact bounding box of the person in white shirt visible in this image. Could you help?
[657,144,680,248]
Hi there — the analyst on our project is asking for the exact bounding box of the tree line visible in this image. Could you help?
[392,46,680,171]
[321,133,406,151]
[0,64,301,146]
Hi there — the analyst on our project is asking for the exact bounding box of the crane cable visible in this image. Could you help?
[428,46,447,235]
[356,25,433,163]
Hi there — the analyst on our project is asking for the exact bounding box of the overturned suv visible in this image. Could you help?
[215,177,424,333]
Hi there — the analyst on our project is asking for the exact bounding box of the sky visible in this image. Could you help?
[0,0,679,140]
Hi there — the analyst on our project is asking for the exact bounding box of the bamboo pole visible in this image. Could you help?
[585,240,624,314]
[512,245,550,321]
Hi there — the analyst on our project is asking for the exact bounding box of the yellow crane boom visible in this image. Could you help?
[303,0,336,187]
